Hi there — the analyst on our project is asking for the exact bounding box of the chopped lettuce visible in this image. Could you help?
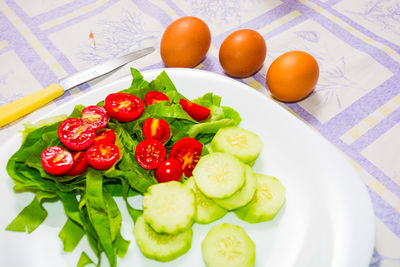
[5,68,241,267]
[5,195,48,233]
[21,114,67,143]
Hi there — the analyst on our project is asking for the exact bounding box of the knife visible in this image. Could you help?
[0,46,155,127]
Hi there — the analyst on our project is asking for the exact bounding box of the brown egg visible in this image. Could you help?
[266,51,319,102]
[160,16,211,68]
[219,29,267,78]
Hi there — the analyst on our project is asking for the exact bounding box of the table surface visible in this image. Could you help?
[0,0,399,266]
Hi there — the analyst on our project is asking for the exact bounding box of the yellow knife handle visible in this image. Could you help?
[0,83,64,127]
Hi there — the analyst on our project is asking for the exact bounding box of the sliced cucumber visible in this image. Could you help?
[185,177,227,224]
[214,164,256,210]
[143,181,195,234]
[235,173,286,223]
[202,223,255,267]
[209,126,263,166]
[193,152,245,199]
[134,215,193,262]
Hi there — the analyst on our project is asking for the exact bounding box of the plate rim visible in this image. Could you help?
[0,67,375,267]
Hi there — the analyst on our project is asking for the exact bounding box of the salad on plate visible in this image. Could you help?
[5,68,285,267]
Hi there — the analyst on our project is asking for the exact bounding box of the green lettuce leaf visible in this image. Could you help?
[85,169,116,267]
[58,218,85,252]
[5,195,48,233]
[77,251,95,267]
[21,114,67,143]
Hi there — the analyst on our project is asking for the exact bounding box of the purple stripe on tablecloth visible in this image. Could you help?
[162,0,294,46]
[308,0,400,53]
[41,0,118,35]
[5,0,80,76]
[252,72,400,199]
[351,108,400,152]
[44,0,140,103]
[132,0,173,27]
[5,0,122,103]
[341,138,400,198]
[201,54,225,74]
[28,0,98,25]
[286,101,400,199]
[163,0,188,17]
[4,0,93,105]
[237,67,400,203]
[142,61,165,71]
[369,187,400,238]
[301,0,342,7]
[252,72,267,87]
[263,14,306,42]
[325,0,343,6]
[0,13,58,88]
[0,44,12,54]
[319,75,399,137]
[288,1,400,198]
[285,105,400,220]
[38,0,138,99]
[243,0,400,199]
[213,3,296,45]
[286,0,400,74]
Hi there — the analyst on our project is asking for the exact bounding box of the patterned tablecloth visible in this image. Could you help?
[1,0,399,266]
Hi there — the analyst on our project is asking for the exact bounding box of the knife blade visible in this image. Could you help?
[0,46,155,128]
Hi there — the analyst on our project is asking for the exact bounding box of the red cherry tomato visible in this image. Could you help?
[142,118,171,143]
[58,118,95,151]
[135,138,166,170]
[81,105,109,131]
[93,129,116,145]
[66,151,89,176]
[169,137,203,177]
[154,158,183,183]
[86,143,119,170]
[179,99,210,121]
[104,93,144,122]
[41,146,74,175]
[144,91,169,106]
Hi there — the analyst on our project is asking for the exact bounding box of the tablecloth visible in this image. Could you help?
[0,0,399,266]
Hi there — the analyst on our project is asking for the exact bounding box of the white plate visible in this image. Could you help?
[0,68,374,267]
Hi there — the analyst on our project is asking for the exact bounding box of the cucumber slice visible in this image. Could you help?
[134,215,193,262]
[209,126,263,166]
[185,177,227,224]
[202,223,255,267]
[143,181,195,234]
[214,164,256,210]
[193,152,245,199]
[235,173,286,223]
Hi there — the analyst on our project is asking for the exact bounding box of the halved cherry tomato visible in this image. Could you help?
[104,93,144,122]
[154,158,183,183]
[142,118,170,143]
[135,138,166,170]
[179,99,210,121]
[144,91,169,106]
[66,151,89,176]
[86,143,119,170]
[58,118,95,151]
[93,129,116,145]
[41,146,74,175]
[169,137,203,177]
[81,105,109,131]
